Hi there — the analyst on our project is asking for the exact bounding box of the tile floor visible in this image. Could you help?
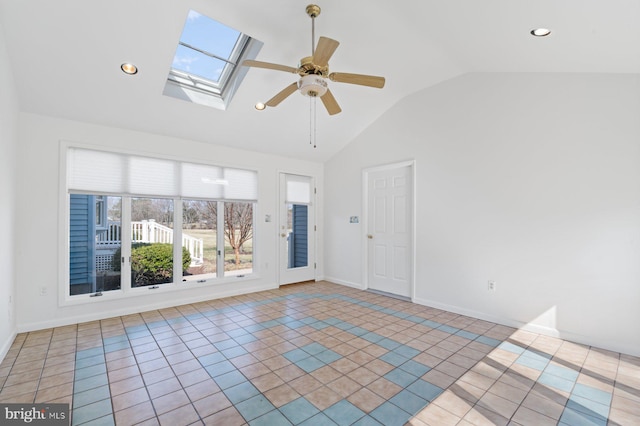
[0,281,638,425]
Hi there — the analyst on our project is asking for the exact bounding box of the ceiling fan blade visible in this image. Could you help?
[329,72,386,88]
[265,82,299,107]
[313,37,340,68]
[242,60,297,74]
[320,89,342,115]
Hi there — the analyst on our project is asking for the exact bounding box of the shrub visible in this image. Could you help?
[112,243,191,285]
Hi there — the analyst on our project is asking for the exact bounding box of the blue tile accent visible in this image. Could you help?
[299,412,338,425]
[567,395,610,419]
[75,363,107,381]
[437,325,460,334]
[302,343,328,355]
[315,350,342,364]
[351,415,384,426]
[384,368,418,387]
[361,332,384,343]
[73,385,110,409]
[222,345,248,359]
[224,381,260,404]
[379,352,409,367]
[544,364,579,382]
[399,360,431,377]
[75,354,106,369]
[74,374,109,393]
[538,372,575,393]
[78,414,115,426]
[421,320,442,329]
[324,400,366,426]
[127,330,151,340]
[76,347,104,360]
[349,327,369,337]
[455,330,480,340]
[559,407,607,426]
[515,354,549,371]
[334,322,355,331]
[389,389,428,414]
[498,341,525,354]
[227,328,250,338]
[214,370,247,390]
[377,339,401,351]
[71,398,113,426]
[235,394,276,422]
[369,402,411,426]
[250,409,293,426]
[394,345,420,359]
[309,321,330,330]
[215,339,239,350]
[280,397,320,424]
[198,352,226,367]
[102,335,128,345]
[205,360,237,378]
[407,379,443,402]
[234,333,257,344]
[284,348,312,363]
[297,356,326,373]
[475,336,501,347]
[571,383,612,406]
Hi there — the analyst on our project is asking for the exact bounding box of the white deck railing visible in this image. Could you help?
[97,220,203,266]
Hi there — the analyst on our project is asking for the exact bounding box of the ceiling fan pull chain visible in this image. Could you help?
[313,97,317,148]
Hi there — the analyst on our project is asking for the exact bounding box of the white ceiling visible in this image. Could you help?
[1,0,639,161]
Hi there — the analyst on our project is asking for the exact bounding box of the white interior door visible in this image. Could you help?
[366,163,413,298]
[279,173,315,285]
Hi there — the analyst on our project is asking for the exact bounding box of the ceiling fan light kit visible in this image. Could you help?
[298,75,328,97]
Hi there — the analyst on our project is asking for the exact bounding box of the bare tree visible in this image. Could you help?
[224,203,253,266]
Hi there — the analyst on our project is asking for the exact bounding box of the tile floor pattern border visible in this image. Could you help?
[0,281,638,425]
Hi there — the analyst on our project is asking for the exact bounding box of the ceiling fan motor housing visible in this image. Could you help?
[298,74,328,97]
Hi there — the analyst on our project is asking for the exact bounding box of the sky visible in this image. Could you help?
[171,10,242,83]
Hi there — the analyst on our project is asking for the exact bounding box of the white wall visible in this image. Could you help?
[14,113,323,332]
[0,20,18,360]
[325,73,640,356]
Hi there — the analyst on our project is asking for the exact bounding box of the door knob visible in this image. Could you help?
[281,233,287,238]
[367,234,373,239]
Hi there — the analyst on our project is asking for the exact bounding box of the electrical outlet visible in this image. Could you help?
[488,281,496,291]
[40,286,48,296]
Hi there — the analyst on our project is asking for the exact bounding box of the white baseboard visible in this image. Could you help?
[0,330,17,364]
[413,296,639,357]
[17,283,278,333]
[323,277,364,290]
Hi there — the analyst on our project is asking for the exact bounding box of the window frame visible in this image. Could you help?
[59,143,260,307]
[164,10,262,109]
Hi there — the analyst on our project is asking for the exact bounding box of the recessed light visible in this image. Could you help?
[255,102,266,111]
[530,28,551,37]
[121,63,138,75]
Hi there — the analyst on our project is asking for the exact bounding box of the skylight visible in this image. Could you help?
[164,10,262,110]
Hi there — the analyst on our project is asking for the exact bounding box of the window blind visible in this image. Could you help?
[285,174,312,205]
[67,147,257,201]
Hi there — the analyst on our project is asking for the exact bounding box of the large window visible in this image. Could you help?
[66,148,257,298]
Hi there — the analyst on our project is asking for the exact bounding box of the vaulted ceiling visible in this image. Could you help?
[1,0,639,161]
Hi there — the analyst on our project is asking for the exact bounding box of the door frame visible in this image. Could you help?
[362,160,416,300]
[277,171,317,285]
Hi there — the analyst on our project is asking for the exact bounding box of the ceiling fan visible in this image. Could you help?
[243,4,385,116]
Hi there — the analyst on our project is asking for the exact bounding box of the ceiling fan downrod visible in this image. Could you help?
[306,4,321,56]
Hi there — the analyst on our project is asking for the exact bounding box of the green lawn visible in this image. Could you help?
[183,229,253,273]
